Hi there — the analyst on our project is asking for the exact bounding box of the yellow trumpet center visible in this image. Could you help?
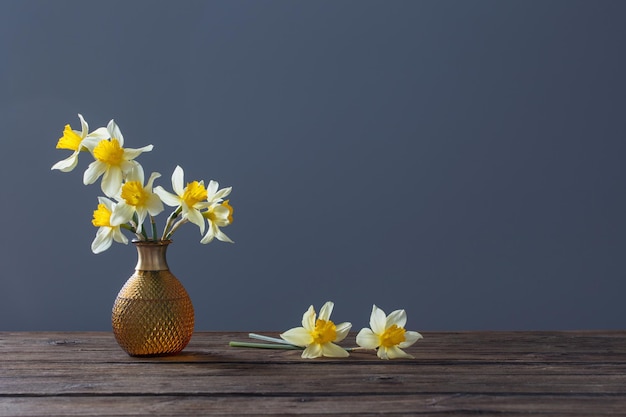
[56,125,82,151]
[93,138,124,166]
[312,319,337,344]
[181,181,207,207]
[223,200,234,224]
[121,181,149,207]
[380,324,406,348]
[92,204,112,227]
[203,200,234,224]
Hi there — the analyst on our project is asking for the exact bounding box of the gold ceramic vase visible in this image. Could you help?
[112,240,194,356]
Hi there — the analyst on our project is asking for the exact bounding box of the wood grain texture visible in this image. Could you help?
[1,331,625,416]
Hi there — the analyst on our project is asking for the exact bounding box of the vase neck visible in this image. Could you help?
[134,240,171,271]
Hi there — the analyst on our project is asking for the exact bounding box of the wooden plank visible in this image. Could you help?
[1,331,626,416]
[2,395,626,416]
[3,362,626,395]
[3,331,626,363]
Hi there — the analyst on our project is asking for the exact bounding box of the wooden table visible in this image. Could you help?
[1,331,625,416]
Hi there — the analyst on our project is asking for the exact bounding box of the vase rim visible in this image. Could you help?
[132,239,173,246]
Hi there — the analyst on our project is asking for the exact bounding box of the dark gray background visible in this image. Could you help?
[1,1,625,332]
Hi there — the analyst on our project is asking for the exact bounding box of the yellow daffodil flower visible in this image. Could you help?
[83,119,153,198]
[200,180,234,244]
[91,197,129,254]
[280,301,352,359]
[51,114,109,172]
[110,165,164,234]
[200,200,234,244]
[153,165,209,234]
[206,179,232,204]
[356,305,423,359]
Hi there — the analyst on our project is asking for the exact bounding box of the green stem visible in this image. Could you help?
[229,333,366,353]
[229,341,302,350]
[121,224,142,241]
[121,223,136,233]
[132,213,148,240]
[150,215,158,241]
[161,206,182,240]
[165,218,187,240]
[248,333,295,346]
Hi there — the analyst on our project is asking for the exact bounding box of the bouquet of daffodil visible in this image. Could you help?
[52,114,234,254]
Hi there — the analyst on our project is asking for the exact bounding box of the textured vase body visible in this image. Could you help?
[112,240,194,356]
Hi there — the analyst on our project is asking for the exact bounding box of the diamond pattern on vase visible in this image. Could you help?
[112,270,194,356]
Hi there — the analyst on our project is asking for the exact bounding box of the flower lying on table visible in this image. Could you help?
[230,302,423,360]
[356,305,423,359]
[280,301,352,359]
[52,114,234,253]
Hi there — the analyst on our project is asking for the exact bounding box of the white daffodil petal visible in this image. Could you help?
[171,166,185,196]
[87,126,110,141]
[322,343,350,358]
[334,322,352,342]
[107,119,124,145]
[213,186,232,200]
[83,161,107,185]
[98,196,115,210]
[200,229,214,244]
[399,331,423,348]
[210,204,230,216]
[123,145,154,160]
[91,228,113,254]
[209,206,232,226]
[356,328,380,349]
[134,207,148,233]
[280,327,313,347]
[185,207,205,234]
[386,309,407,329]
[302,344,323,359]
[81,135,100,152]
[51,152,79,172]
[302,305,316,330]
[78,113,88,135]
[112,227,129,245]
[120,160,137,177]
[206,180,218,197]
[101,166,123,197]
[153,186,181,207]
[194,201,212,211]
[377,347,390,360]
[146,171,161,188]
[318,301,334,321]
[110,202,135,226]
[385,345,414,360]
[213,215,231,227]
[126,164,144,183]
[370,305,387,335]
[214,227,234,243]
[146,194,164,216]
